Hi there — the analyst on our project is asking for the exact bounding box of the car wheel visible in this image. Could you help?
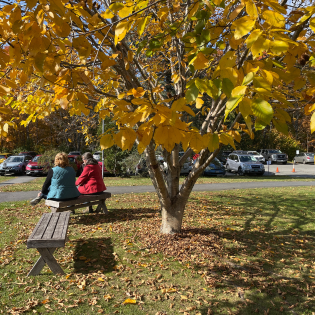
[21,167,26,175]
[283,162,287,164]
[237,167,244,176]
[303,160,306,164]
[225,163,230,172]
[293,159,297,164]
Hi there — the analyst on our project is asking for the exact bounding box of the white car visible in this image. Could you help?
[93,151,102,161]
[246,151,265,163]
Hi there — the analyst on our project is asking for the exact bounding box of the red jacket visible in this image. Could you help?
[75,164,106,194]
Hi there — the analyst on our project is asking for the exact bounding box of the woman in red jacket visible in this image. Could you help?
[75,152,106,213]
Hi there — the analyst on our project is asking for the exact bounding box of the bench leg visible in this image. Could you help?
[27,248,57,276]
[37,248,65,275]
[101,200,108,214]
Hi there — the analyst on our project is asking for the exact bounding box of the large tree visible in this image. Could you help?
[1,0,315,233]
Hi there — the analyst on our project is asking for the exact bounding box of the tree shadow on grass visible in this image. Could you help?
[69,207,158,226]
[71,237,116,274]
[187,193,315,314]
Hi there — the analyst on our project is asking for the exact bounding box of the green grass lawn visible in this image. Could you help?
[0,175,314,192]
[0,187,314,314]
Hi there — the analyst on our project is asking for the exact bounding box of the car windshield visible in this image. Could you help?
[32,156,40,162]
[239,155,257,162]
[68,157,76,163]
[7,156,24,163]
[306,153,314,156]
[0,155,6,159]
[269,150,281,153]
[211,158,222,166]
[247,151,259,155]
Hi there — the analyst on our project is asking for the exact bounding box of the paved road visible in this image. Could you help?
[0,177,314,203]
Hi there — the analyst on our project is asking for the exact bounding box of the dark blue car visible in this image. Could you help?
[203,158,226,176]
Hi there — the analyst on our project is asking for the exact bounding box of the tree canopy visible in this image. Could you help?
[1,0,315,233]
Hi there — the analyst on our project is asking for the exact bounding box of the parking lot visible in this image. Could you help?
[226,162,315,177]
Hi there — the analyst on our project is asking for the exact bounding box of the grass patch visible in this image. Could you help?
[0,175,314,192]
[0,187,314,314]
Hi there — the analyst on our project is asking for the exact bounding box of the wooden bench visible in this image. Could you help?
[45,191,111,214]
[27,212,70,276]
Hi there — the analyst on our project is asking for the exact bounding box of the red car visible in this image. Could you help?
[26,155,50,176]
[98,161,111,176]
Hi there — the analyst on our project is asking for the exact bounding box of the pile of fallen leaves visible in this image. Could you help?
[139,227,222,264]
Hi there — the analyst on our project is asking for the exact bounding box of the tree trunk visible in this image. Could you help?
[160,199,185,234]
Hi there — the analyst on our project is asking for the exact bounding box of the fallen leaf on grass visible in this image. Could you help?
[123,298,136,304]
[181,295,188,300]
[161,288,177,293]
[103,295,112,301]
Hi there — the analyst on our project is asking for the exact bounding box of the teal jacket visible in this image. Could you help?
[47,166,80,200]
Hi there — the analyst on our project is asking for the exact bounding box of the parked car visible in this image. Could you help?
[246,151,265,163]
[135,156,165,176]
[19,151,38,158]
[0,155,32,175]
[93,151,102,161]
[68,151,81,156]
[203,158,226,176]
[217,150,233,164]
[0,153,12,164]
[26,155,50,176]
[225,153,265,176]
[293,152,314,164]
[260,149,288,164]
[98,161,111,176]
[68,155,83,176]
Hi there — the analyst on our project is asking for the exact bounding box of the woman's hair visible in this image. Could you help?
[54,152,69,168]
[82,152,98,165]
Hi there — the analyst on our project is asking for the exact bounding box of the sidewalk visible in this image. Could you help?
[0,181,314,203]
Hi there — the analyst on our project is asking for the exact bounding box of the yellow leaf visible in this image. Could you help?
[132,87,146,98]
[77,92,89,104]
[187,2,199,19]
[161,288,177,293]
[262,10,285,28]
[98,277,105,281]
[270,40,289,55]
[231,86,247,97]
[245,0,258,18]
[100,135,114,150]
[181,295,188,300]
[137,16,150,36]
[123,299,136,304]
[192,52,209,70]
[0,85,11,95]
[232,16,256,40]
[196,98,204,109]
[305,103,315,115]
[127,51,133,62]
[251,36,270,59]
[219,133,236,149]
[0,107,11,114]
[60,97,69,109]
[172,74,180,83]
[239,97,253,118]
[118,3,133,18]
[102,9,114,19]
[207,133,219,152]
[115,20,130,45]
[189,133,204,153]
[172,98,186,111]
[245,29,263,47]
[103,295,112,300]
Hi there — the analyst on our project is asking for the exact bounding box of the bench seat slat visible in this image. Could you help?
[28,213,52,242]
[42,212,60,240]
[27,212,70,248]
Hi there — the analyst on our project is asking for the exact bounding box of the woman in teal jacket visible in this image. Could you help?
[30,152,80,205]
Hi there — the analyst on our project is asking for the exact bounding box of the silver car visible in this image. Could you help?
[0,155,32,175]
[246,151,265,163]
[226,153,265,176]
[293,152,314,164]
